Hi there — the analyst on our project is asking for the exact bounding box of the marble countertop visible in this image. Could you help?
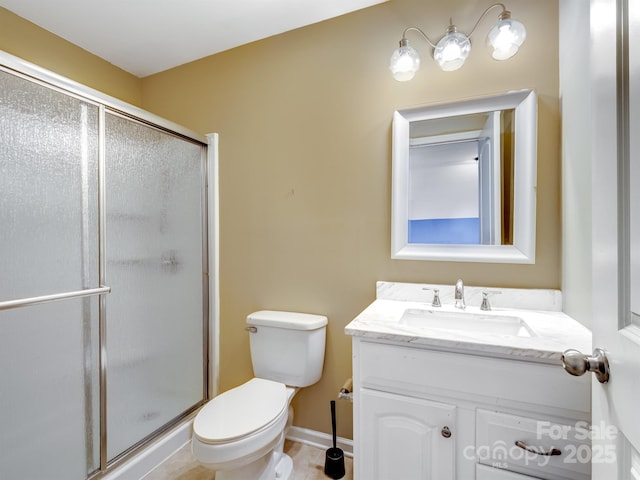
[344,282,593,364]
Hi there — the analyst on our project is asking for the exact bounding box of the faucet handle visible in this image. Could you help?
[422,287,441,307]
[480,290,502,311]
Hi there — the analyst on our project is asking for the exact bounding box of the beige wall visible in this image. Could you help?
[141,0,560,439]
[0,7,142,106]
[1,0,560,440]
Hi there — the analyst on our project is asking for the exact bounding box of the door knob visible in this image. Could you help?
[561,348,610,384]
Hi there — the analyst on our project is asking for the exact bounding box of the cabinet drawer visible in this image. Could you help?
[476,409,590,480]
[477,463,542,479]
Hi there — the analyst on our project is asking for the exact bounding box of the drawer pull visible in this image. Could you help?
[514,440,561,456]
[441,426,452,438]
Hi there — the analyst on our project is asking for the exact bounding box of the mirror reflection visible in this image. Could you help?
[408,109,514,246]
[391,89,537,263]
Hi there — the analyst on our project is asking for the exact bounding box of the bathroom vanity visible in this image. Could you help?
[345,282,592,480]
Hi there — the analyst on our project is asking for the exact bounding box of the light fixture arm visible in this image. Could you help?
[400,26,437,49]
[467,3,508,38]
[400,3,509,46]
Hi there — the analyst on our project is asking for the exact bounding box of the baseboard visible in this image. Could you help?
[286,426,354,458]
[99,421,353,479]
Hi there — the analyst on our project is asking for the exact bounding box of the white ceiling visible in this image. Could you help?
[1,0,387,77]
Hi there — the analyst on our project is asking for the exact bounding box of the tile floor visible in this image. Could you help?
[142,440,353,480]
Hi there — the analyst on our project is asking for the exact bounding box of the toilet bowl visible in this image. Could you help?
[192,311,327,480]
[192,378,297,479]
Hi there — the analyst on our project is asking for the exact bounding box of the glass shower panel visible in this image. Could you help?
[104,113,205,461]
[0,70,100,300]
[0,70,100,479]
[0,298,100,479]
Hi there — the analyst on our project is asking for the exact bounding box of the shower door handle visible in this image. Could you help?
[0,286,111,311]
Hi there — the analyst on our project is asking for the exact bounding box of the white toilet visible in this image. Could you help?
[192,310,328,480]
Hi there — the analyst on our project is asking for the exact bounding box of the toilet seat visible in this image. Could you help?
[193,378,287,445]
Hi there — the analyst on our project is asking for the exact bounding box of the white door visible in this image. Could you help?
[589,0,640,477]
[478,111,501,245]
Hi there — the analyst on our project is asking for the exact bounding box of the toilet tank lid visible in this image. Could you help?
[247,310,328,330]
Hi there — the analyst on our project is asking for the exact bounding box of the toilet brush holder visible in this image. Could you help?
[324,400,345,479]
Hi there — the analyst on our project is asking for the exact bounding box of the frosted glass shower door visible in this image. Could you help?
[0,70,100,479]
[104,113,206,461]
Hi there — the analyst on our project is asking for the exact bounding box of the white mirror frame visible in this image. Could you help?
[391,89,537,263]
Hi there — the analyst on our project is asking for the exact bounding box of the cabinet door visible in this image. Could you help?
[359,389,455,480]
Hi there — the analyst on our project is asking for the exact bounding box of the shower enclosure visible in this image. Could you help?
[0,53,216,479]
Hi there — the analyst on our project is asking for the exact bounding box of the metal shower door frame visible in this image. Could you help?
[0,50,218,479]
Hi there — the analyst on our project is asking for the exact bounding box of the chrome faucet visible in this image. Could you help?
[480,290,502,311]
[454,279,465,309]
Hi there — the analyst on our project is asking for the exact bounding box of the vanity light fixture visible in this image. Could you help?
[389,3,526,81]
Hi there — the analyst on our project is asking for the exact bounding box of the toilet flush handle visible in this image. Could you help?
[245,326,257,333]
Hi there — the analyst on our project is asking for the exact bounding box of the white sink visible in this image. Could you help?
[399,308,536,338]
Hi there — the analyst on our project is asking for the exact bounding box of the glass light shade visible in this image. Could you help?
[487,18,527,60]
[434,31,471,71]
[390,43,421,81]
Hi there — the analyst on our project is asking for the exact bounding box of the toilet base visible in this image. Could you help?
[214,450,293,480]
[275,453,293,480]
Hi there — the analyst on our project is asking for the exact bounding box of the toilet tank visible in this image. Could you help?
[246,310,327,387]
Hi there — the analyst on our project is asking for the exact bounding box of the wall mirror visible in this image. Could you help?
[391,89,537,263]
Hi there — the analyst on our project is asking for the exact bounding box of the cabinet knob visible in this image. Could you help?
[441,426,452,438]
[562,348,610,384]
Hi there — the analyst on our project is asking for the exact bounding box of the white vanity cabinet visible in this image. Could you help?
[352,339,591,480]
